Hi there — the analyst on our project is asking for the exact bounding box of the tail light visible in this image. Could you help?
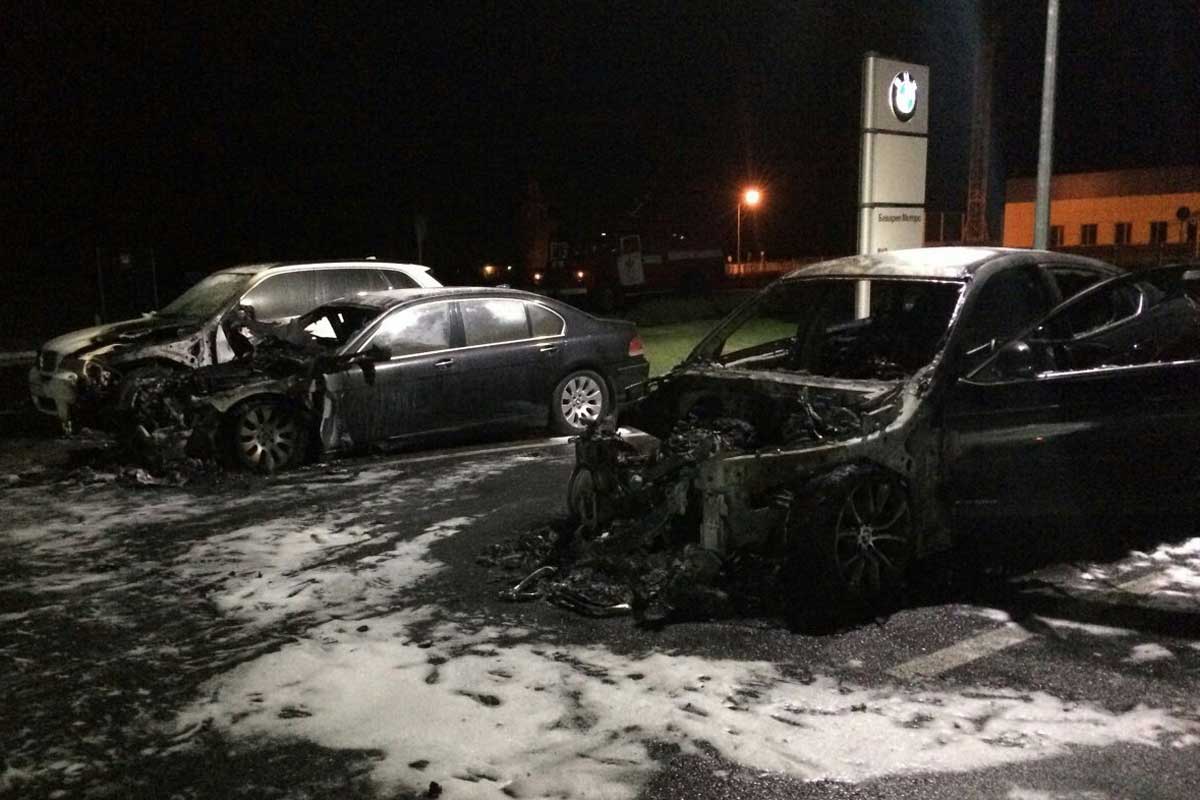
[628,334,644,357]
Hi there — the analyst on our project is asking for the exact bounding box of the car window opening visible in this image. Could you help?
[707,278,963,380]
[159,272,256,319]
[298,305,378,348]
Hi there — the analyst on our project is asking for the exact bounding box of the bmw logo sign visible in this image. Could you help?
[889,71,918,123]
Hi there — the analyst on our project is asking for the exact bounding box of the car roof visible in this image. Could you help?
[210,260,433,276]
[328,286,561,311]
[783,247,1123,281]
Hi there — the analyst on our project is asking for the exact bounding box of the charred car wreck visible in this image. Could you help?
[126,287,648,472]
[29,261,442,433]
[565,249,1200,608]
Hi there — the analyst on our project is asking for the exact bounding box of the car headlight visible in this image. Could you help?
[59,357,113,387]
[83,360,110,384]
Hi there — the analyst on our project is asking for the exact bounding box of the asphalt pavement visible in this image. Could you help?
[2,420,1199,799]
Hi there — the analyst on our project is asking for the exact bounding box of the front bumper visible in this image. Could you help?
[29,366,79,421]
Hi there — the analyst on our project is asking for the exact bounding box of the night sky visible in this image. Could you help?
[5,1,1198,281]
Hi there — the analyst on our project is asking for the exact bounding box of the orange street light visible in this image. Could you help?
[737,187,763,264]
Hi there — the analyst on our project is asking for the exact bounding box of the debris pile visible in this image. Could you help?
[480,513,794,626]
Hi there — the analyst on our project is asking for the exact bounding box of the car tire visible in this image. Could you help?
[565,465,616,538]
[786,464,914,611]
[550,370,609,435]
[228,398,307,473]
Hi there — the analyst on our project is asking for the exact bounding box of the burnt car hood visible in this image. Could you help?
[43,316,206,362]
[623,364,905,445]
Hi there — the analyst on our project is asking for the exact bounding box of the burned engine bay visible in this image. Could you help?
[482,362,947,625]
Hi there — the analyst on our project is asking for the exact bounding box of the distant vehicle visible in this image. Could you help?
[29,261,440,431]
[181,287,649,471]
[563,248,1200,608]
[534,229,728,311]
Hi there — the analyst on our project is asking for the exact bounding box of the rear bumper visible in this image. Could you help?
[612,359,650,405]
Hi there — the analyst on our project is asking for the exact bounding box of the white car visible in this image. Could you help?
[29,260,441,431]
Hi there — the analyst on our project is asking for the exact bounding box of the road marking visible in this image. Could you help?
[888,626,1033,680]
[887,569,1174,680]
[388,437,575,466]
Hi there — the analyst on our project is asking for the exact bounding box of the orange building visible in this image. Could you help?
[1003,166,1200,267]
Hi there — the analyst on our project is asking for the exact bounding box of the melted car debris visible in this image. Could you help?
[480,514,802,625]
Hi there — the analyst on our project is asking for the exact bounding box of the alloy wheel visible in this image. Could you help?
[559,374,604,428]
[831,476,911,596]
[236,403,299,472]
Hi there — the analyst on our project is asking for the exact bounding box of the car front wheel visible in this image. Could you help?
[228,398,306,473]
[550,370,609,435]
[788,464,914,610]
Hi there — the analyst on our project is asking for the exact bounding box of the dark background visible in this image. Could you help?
[3,1,1198,337]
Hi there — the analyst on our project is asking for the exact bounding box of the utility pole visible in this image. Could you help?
[965,5,996,244]
[1033,0,1060,249]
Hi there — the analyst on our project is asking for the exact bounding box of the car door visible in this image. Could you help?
[940,263,1066,518]
[449,297,562,426]
[944,266,1200,519]
[326,300,458,445]
[1029,267,1200,511]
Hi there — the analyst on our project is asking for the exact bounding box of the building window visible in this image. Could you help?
[1049,225,1064,247]
[1080,224,1098,245]
[1114,222,1132,245]
[1150,221,1169,244]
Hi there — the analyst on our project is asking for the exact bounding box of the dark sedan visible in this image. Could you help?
[173,287,649,471]
[567,248,1200,605]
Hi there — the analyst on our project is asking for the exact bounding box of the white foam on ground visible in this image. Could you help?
[179,516,475,626]
[1005,788,1108,800]
[1124,643,1176,664]
[176,613,1200,800]
[168,453,539,629]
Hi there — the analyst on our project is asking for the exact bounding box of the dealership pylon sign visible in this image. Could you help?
[858,54,929,255]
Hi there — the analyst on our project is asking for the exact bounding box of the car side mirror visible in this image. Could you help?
[995,340,1037,379]
[363,343,392,362]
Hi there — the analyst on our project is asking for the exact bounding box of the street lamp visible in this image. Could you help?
[737,187,762,265]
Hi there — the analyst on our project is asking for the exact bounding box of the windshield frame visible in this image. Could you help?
[159,271,258,320]
[683,274,967,380]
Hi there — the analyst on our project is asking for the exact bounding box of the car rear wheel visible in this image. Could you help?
[229,398,306,473]
[788,464,914,609]
[550,370,609,435]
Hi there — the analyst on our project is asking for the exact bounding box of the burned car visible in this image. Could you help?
[568,248,1200,605]
[29,260,441,432]
[147,287,648,472]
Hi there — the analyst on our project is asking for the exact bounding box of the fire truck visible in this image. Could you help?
[535,227,727,311]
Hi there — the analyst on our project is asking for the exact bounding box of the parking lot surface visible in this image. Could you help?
[3,429,1200,799]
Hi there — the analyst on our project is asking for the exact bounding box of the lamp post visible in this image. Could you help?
[737,187,762,265]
